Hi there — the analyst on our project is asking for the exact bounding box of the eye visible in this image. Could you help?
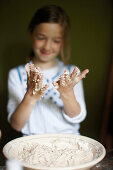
[36,35,45,40]
[54,39,62,43]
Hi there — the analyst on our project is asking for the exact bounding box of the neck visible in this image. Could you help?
[32,58,57,70]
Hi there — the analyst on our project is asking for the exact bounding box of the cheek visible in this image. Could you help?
[33,40,43,49]
[53,44,62,53]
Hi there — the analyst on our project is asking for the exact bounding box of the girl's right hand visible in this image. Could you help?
[25,63,48,102]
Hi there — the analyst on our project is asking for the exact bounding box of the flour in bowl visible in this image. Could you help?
[17,138,94,168]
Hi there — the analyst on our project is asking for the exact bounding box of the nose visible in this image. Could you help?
[43,40,52,51]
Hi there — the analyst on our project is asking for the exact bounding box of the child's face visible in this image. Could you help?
[31,23,63,64]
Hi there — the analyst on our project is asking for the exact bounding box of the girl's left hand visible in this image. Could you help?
[52,67,89,94]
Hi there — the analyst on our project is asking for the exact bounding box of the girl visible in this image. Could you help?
[7,4,89,136]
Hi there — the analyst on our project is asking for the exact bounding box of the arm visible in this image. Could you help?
[10,93,38,131]
[8,65,48,131]
[60,89,81,118]
[53,67,89,118]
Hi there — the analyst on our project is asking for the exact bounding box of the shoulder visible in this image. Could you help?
[9,64,25,73]
[8,64,26,82]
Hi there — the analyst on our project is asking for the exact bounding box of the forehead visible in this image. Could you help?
[33,23,63,37]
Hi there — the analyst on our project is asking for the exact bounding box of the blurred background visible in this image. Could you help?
[0,0,113,162]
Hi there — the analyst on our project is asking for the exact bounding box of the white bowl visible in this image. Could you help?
[3,134,106,170]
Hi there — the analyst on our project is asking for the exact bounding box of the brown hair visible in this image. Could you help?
[28,4,71,64]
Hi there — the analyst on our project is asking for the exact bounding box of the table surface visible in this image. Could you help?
[91,149,113,170]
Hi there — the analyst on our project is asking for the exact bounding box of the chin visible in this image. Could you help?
[39,58,51,63]
[39,56,54,62]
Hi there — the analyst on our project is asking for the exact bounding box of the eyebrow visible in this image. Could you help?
[37,33,62,39]
[53,37,62,39]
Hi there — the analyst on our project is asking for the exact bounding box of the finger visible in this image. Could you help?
[26,64,34,86]
[25,64,30,87]
[70,67,80,80]
[52,81,59,89]
[25,63,30,76]
[34,66,40,80]
[33,73,43,93]
[64,70,71,84]
[33,72,38,82]
[81,69,89,78]
[33,66,40,81]
[30,64,35,80]
[35,66,40,72]
[59,74,66,87]
[33,66,39,80]
[33,66,41,81]
[29,65,41,83]
[76,67,81,76]
[64,69,69,75]
[38,73,43,88]
[39,84,49,97]
[74,69,89,83]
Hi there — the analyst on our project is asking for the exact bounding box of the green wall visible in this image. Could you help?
[0,0,112,142]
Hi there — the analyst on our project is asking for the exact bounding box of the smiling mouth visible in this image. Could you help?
[41,51,51,56]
